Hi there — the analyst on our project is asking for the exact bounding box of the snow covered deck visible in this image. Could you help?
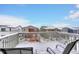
[16,41,66,54]
[16,40,79,54]
[0,31,79,54]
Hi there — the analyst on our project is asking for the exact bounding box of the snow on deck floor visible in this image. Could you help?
[16,41,66,54]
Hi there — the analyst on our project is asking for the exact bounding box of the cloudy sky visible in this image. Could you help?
[0,4,79,27]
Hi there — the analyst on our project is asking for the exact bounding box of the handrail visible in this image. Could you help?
[0,32,18,40]
[47,47,56,54]
[0,31,79,40]
[0,33,19,48]
[19,31,79,37]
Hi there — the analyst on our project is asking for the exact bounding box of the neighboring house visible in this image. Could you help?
[0,25,23,32]
[23,25,39,32]
[62,27,79,34]
[0,25,12,37]
[62,27,73,33]
[72,27,79,34]
[9,25,23,32]
[0,25,22,37]
[73,30,77,33]
[40,26,61,32]
[76,29,79,34]
[0,25,10,32]
[23,25,39,42]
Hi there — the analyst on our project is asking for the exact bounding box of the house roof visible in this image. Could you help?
[43,26,56,29]
[0,25,18,29]
[0,25,8,27]
[23,25,39,29]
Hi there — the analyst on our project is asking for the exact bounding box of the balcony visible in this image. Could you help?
[0,31,79,54]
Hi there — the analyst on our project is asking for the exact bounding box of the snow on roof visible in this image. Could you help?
[43,26,56,29]
[0,25,8,27]
[71,27,79,30]
[23,25,39,29]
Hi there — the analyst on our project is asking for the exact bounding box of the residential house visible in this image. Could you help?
[62,27,73,33]
[23,25,39,42]
[40,26,61,32]
[0,25,22,37]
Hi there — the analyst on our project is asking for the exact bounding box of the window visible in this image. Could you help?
[1,28,6,31]
[10,28,11,31]
[29,29,35,32]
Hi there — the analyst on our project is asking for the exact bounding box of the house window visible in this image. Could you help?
[29,29,35,32]
[10,28,11,31]
[1,28,6,31]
